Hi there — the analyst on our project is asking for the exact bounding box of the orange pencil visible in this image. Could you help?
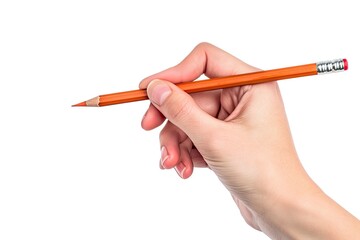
[73,59,348,107]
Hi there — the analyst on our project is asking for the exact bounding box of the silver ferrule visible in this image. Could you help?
[316,59,346,74]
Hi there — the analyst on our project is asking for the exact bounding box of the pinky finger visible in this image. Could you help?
[175,142,194,179]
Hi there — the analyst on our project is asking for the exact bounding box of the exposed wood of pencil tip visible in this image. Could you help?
[74,63,318,107]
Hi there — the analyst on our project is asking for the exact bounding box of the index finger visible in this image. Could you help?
[139,42,259,89]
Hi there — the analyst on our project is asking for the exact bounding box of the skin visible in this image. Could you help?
[139,42,360,239]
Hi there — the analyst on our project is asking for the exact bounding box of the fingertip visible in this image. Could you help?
[139,77,151,89]
[174,149,194,179]
[141,104,166,130]
[182,167,194,179]
[159,160,165,169]
[175,162,193,179]
[161,152,178,169]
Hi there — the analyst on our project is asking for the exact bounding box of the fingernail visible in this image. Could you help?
[175,162,186,179]
[159,160,165,170]
[148,80,172,106]
[161,146,169,168]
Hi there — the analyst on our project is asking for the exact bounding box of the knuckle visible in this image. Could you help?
[196,42,212,50]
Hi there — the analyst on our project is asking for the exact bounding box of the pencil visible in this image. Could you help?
[72,59,348,107]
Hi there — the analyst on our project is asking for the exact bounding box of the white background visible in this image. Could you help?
[1,1,359,239]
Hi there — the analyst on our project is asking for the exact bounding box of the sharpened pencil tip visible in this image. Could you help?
[72,101,87,107]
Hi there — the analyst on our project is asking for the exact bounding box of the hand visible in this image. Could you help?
[139,43,360,239]
[139,42,303,231]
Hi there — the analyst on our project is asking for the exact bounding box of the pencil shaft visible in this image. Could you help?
[99,63,316,106]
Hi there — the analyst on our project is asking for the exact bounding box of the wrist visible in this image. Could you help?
[257,178,360,239]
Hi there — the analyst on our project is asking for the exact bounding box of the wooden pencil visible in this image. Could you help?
[72,59,348,107]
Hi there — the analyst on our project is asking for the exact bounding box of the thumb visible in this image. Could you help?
[147,79,218,142]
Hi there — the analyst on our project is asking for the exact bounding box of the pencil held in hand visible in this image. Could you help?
[72,59,348,107]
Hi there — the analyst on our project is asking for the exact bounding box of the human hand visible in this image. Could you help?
[139,43,360,239]
[139,42,303,231]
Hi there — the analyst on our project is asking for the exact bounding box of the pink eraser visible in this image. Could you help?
[343,58,348,70]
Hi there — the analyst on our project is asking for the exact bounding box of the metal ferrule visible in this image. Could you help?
[317,59,345,74]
